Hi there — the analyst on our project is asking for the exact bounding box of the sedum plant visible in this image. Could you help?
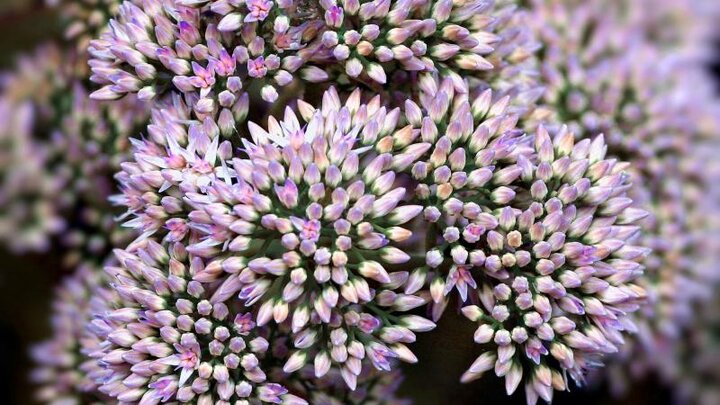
[0,0,717,404]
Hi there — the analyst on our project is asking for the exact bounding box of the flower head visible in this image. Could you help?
[362,74,647,402]
[88,0,318,110]
[624,0,720,59]
[0,43,148,260]
[599,72,720,393]
[524,0,720,393]
[31,263,117,403]
[113,92,236,241]
[91,238,306,403]
[171,87,435,387]
[525,0,704,174]
[0,44,74,253]
[452,125,648,403]
[0,99,62,252]
[89,0,539,121]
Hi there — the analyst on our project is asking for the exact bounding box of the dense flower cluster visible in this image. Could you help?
[92,238,308,403]
[30,263,116,404]
[457,125,648,401]
[625,0,720,60]
[384,76,649,398]
[1,0,718,404]
[391,77,532,320]
[87,0,536,117]
[525,0,717,194]
[0,99,62,252]
[116,76,647,400]
[196,92,436,385]
[0,45,72,252]
[0,43,147,260]
[670,131,720,404]
[113,91,240,240]
[116,87,436,388]
[519,2,720,397]
[50,84,148,267]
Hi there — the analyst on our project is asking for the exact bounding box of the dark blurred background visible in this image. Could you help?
[0,1,716,404]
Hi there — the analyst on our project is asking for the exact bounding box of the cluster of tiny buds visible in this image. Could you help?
[14,1,720,404]
[88,0,526,125]
[88,239,307,403]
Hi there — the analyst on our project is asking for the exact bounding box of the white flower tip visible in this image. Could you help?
[460,370,482,384]
[460,305,483,322]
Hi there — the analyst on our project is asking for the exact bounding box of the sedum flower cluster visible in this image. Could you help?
[523,0,720,396]
[30,263,117,404]
[0,0,717,404]
[0,42,148,263]
[87,0,537,115]
[0,96,62,252]
[394,78,648,401]
[93,239,309,403]
[103,70,652,403]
